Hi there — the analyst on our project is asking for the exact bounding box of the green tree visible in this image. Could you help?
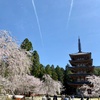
[21,38,33,51]
[94,67,100,76]
[51,65,58,80]
[45,64,52,76]
[31,50,40,77]
[38,64,45,79]
[55,65,64,83]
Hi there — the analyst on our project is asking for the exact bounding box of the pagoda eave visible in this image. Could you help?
[69,74,93,77]
[69,59,93,64]
[68,66,94,72]
[67,82,92,87]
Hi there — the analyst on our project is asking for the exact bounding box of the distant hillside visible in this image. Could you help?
[95,66,100,68]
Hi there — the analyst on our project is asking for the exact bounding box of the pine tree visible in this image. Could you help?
[51,65,58,80]
[21,38,33,51]
[31,50,40,77]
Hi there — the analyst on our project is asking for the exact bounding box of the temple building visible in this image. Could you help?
[68,38,94,94]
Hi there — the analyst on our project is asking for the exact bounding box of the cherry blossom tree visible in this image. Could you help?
[0,30,42,94]
[0,30,31,77]
[37,74,63,95]
[79,75,100,97]
[9,74,43,94]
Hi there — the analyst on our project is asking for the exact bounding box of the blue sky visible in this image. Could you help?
[0,0,100,68]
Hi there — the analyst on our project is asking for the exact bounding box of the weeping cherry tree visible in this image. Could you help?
[38,74,63,95]
[0,30,43,94]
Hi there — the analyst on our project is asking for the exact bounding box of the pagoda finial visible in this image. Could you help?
[78,37,82,53]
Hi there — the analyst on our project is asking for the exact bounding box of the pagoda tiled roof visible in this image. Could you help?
[69,52,91,56]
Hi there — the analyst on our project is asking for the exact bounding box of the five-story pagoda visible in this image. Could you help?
[68,38,94,94]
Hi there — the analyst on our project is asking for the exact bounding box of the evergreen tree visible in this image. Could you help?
[31,50,40,77]
[94,67,100,76]
[38,64,45,79]
[45,64,52,76]
[51,65,58,80]
[55,65,64,83]
[21,38,33,51]
[60,67,65,83]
